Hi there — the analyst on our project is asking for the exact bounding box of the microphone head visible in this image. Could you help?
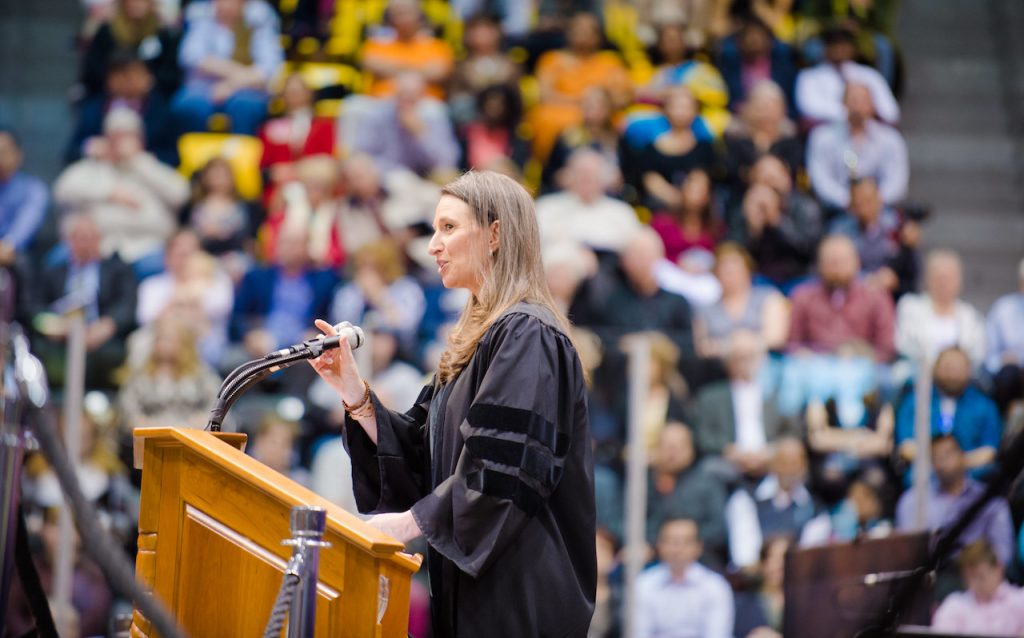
[332,322,365,350]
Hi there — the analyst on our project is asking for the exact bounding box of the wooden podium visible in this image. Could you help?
[130,427,421,638]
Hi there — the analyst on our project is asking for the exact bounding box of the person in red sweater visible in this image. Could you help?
[258,73,335,205]
[779,234,895,427]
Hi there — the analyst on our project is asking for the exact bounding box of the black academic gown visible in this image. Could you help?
[343,303,597,638]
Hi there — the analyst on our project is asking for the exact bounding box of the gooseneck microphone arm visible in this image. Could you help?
[206,325,364,432]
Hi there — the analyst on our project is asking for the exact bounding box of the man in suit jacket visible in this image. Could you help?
[693,330,799,481]
[19,212,138,389]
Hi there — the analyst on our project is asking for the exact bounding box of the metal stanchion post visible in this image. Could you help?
[285,506,330,638]
[53,307,87,628]
[912,355,933,530]
[622,334,651,638]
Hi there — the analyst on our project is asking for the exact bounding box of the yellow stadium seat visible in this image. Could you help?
[272,62,366,97]
[518,74,540,110]
[314,98,345,118]
[178,133,264,201]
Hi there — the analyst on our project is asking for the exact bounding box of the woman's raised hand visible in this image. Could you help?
[308,319,366,405]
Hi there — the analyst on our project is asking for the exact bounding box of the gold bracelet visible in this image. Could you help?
[349,400,376,420]
[343,380,372,416]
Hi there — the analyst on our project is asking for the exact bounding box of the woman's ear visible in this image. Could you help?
[488,219,500,254]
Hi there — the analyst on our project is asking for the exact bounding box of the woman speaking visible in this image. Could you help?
[309,171,596,637]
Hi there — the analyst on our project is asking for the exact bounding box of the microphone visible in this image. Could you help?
[266,322,365,360]
[862,568,926,587]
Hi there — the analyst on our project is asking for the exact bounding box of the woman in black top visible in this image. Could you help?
[636,85,716,211]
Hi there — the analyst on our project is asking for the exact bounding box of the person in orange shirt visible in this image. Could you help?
[527,12,632,161]
[360,0,455,100]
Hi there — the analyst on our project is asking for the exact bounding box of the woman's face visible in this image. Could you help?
[657,24,687,63]
[681,170,710,212]
[282,75,313,113]
[204,161,235,195]
[465,20,500,55]
[664,88,698,129]
[715,253,751,295]
[580,89,612,127]
[427,195,493,295]
[746,89,785,127]
[152,323,182,364]
[567,14,602,55]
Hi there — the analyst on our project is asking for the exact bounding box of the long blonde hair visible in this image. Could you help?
[437,171,574,384]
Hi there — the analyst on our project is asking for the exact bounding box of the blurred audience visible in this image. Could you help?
[696,243,789,358]
[80,0,181,99]
[640,21,730,131]
[986,258,1024,416]
[830,177,918,295]
[571,228,695,358]
[182,156,260,281]
[725,438,817,569]
[780,235,894,426]
[333,153,438,257]
[895,347,1002,478]
[173,0,283,135]
[896,436,1014,567]
[896,250,986,370]
[694,330,799,481]
[69,52,178,166]
[635,86,716,211]
[228,224,337,363]
[135,229,233,365]
[0,127,48,267]
[360,0,455,100]
[801,479,892,545]
[118,313,222,429]
[343,72,460,179]
[22,212,137,389]
[646,422,728,554]
[4,507,114,638]
[262,154,345,268]
[722,80,801,191]
[729,154,822,290]
[717,17,797,119]
[932,539,1024,636]
[542,87,621,194]
[589,528,623,638]
[649,168,721,263]
[634,517,734,638]
[54,108,188,270]
[794,24,899,126]
[536,149,640,253]
[458,83,529,172]
[258,73,336,204]
[330,239,426,348]
[528,11,631,160]
[806,82,908,211]
[732,535,789,638]
[449,13,520,125]
[248,412,311,486]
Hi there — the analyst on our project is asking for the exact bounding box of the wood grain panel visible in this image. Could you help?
[129,427,421,638]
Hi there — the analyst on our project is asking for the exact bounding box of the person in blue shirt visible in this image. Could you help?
[896,346,1002,479]
[0,127,48,267]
